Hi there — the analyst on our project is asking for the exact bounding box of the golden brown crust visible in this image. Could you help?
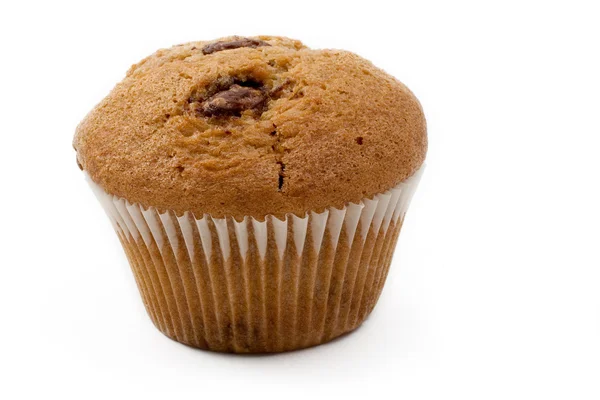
[74,36,427,219]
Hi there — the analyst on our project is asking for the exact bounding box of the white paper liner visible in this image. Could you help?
[86,166,424,353]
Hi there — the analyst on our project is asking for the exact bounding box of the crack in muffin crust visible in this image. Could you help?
[176,52,301,192]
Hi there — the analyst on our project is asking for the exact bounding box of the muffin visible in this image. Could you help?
[74,35,427,353]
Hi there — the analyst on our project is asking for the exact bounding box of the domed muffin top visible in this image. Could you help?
[74,36,426,219]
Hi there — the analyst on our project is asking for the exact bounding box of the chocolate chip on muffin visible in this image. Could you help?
[202,37,271,55]
[201,84,267,116]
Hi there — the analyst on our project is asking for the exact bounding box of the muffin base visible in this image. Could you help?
[87,167,423,353]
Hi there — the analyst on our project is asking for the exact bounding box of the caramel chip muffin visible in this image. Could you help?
[74,35,427,353]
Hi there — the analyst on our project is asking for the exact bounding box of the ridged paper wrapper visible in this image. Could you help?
[87,167,423,353]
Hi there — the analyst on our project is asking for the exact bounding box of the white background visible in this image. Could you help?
[1,1,599,399]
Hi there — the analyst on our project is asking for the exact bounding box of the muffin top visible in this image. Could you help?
[74,36,426,219]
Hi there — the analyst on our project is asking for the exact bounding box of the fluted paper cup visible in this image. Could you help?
[86,166,423,353]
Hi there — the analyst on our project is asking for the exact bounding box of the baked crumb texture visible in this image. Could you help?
[74,36,427,219]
